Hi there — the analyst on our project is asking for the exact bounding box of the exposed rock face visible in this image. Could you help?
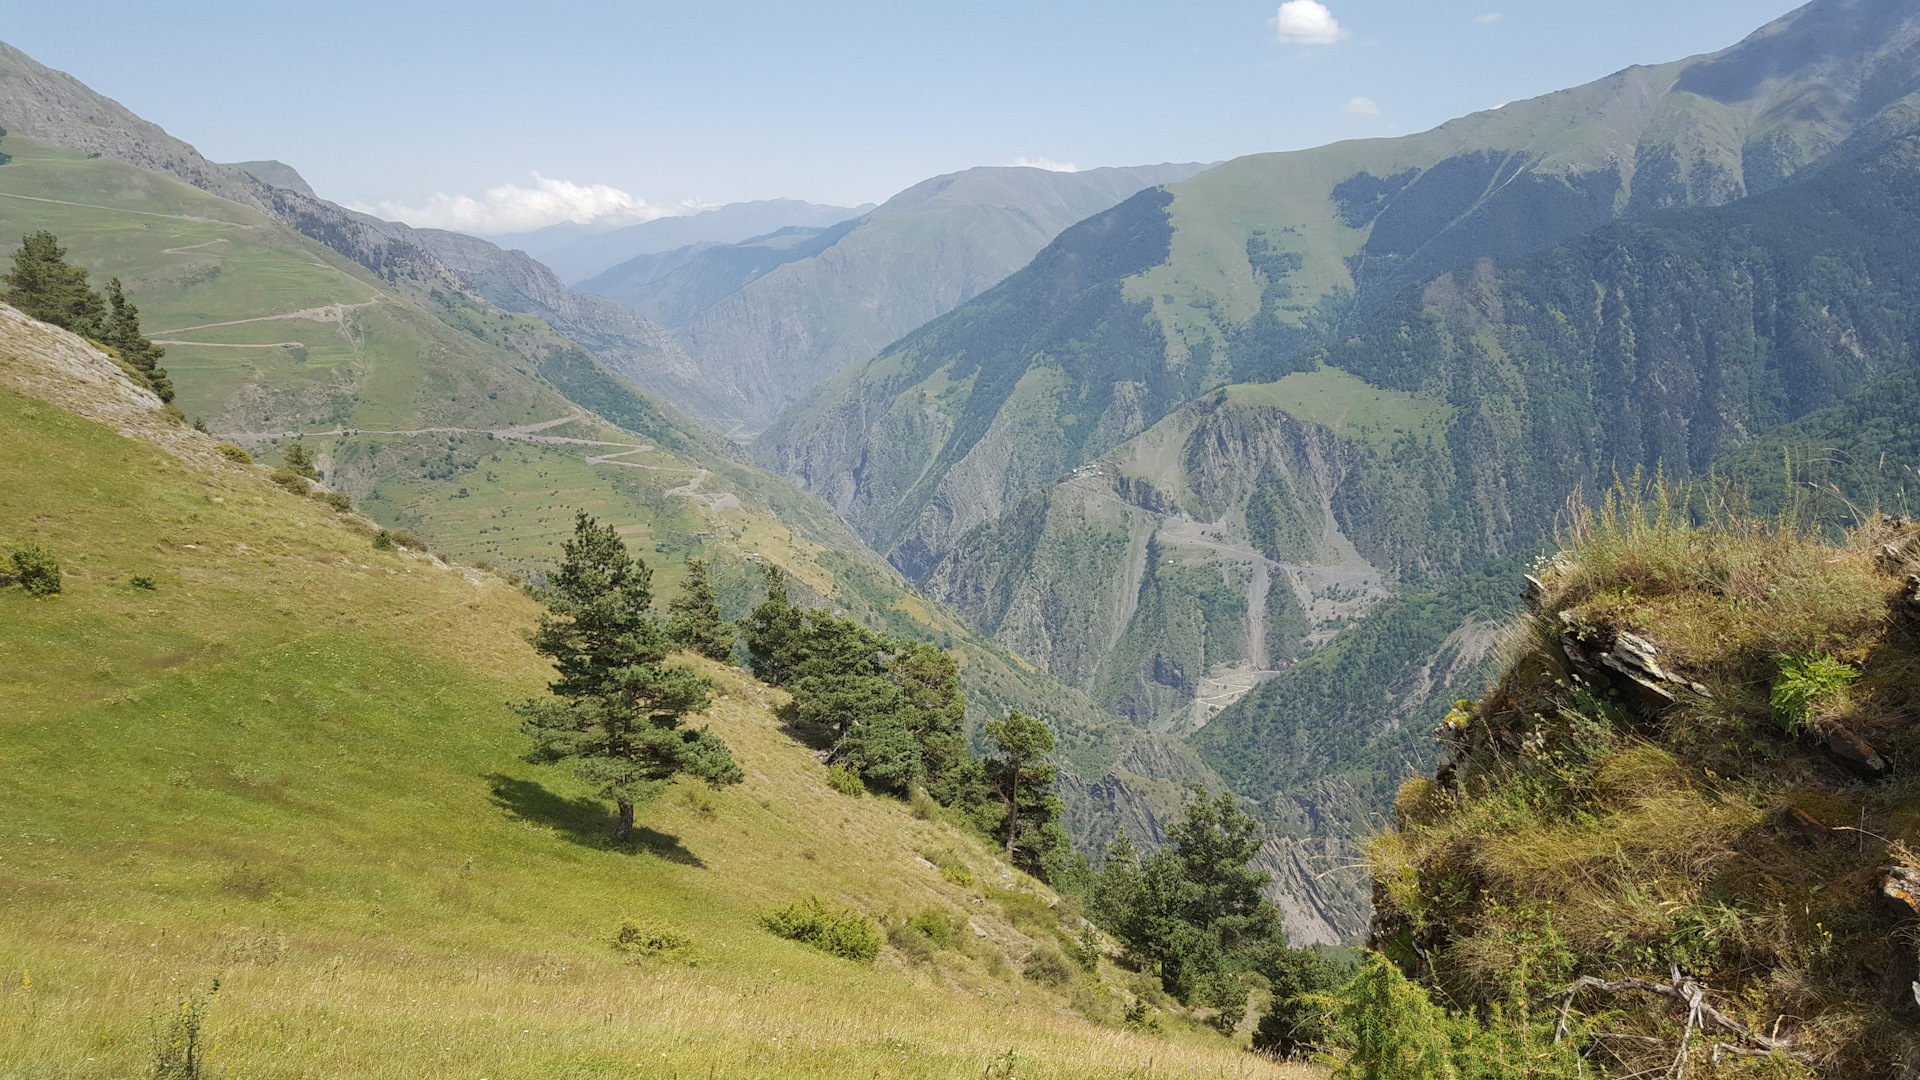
[225,159,317,198]
[924,395,1383,732]
[0,43,261,208]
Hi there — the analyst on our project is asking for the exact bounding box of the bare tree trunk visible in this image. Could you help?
[616,800,634,841]
[1005,762,1019,859]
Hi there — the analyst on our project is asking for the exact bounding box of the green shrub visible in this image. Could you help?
[1122,998,1164,1035]
[316,491,352,513]
[374,529,423,552]
[268,469,310,496]
[1329,953,1457,1080]
[760,896,880,962]
[1020,946,1074,987]
[1192,972,1252,1035]
[825,762,865,797]
[906,908,956,947]
[129,575,157,591]
[607,915,692,960]
[886,922,937,965]
[10,545,61,596]
[1770,653,1857,735]
[1064,924,1100,972]
[215,442,251,464]
[281,443,319,479]
[923,847,976,887]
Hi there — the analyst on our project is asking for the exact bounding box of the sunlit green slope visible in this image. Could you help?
[0,314,1308,1080]
[0,135,1134,777]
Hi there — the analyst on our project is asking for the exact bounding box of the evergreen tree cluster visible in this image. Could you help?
[1089,787,1342,1038]
[3,231,172,402]
[739,564,1076,879]
[514,513,742,840]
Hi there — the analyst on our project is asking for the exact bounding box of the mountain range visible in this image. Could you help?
[575,162,1212,435]
[491,197,877,284]
[9,0,1920,957]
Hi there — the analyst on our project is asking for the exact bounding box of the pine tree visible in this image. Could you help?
[514,512,742,839]
[4,231,104,335]
[890,641,966,781]
[1166,786,1274,955]
[740,564,805,685]
[101,277,172,402]
[665,559,734,661]
[984,710,1065,868]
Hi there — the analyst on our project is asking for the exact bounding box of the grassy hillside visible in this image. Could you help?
[1371,500,1920,1073]
[0,318,1308,1079]
[0,134,1137,783]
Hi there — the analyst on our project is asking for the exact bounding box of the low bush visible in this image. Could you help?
[10,545,61,596]
[760,896,880,962]
[316,491,353,513]
[1122,998,1164,1035]
[373,528,423,552]
[886,922,937,965]
[607,915,692,960]
[1770,652,1856,735]
[1020,946,1074,987]
[922,847,976,887]
[268,469,310,496]
[825,762,865,797]
[906,907,956,947]
[214,442,251,464]
[129,575,157,591]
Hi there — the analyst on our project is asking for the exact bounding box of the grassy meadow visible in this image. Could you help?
[0,339,1309,1079]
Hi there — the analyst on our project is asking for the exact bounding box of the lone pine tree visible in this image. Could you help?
[515,512,742,839]
[984,710,1065,867]
[666,559,734,662]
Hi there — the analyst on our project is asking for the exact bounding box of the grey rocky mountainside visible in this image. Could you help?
[583,162,1212,435]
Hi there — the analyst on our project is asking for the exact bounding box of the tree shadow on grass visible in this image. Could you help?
[773,699,836,752]
[484,775,705,867]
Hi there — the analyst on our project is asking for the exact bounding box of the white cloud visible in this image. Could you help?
[1010,156,1079,173]
[357,173,699,234]
[1474,12,1502,23]
[1274,1,1347,45]
[1345,96,1381,116]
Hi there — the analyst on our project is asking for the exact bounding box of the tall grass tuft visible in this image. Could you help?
[146,979,218,1080]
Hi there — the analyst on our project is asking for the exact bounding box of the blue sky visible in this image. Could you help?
[4,0,1800,232]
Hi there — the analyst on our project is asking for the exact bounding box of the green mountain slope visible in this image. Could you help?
[762,0,1920,584]
[641,162,1211,433]
[0,133,1136,781]
[805,4,1920,942]
[0,311,1304,1080]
